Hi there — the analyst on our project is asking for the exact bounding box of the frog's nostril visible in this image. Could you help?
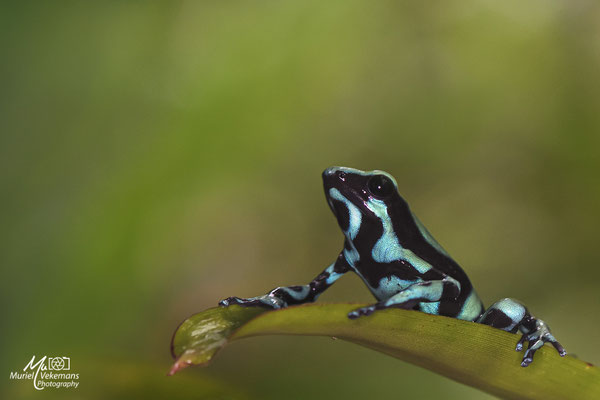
[338,171,346,181]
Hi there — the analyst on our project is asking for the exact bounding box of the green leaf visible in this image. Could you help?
[170,303,600,400]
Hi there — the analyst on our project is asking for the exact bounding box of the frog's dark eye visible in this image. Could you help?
[367,175,394,199]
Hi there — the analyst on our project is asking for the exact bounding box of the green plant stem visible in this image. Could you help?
[170,303,599,400]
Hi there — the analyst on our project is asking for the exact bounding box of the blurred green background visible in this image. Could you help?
[2,1,599,399]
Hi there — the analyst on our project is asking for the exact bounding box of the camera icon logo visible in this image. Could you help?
[47,357,70,371]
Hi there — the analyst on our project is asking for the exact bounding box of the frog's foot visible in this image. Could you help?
[347,304,378,319]
[516,319,567,367]
[218,294,286,310]
[478,298,567,367]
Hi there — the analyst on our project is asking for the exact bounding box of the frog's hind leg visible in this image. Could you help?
[478,298,566,367]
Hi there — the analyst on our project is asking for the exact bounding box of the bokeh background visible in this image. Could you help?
[2,1,599,399]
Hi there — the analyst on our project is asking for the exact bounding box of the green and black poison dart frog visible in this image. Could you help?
[220,167,567,367]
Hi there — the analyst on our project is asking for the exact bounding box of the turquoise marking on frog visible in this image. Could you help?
[343,245,360,267]
[456,291,483,321]
[220,167,567,367]
[369,275,416,300]
[366,198,404,264]
[400,248,436,274]
[329,188,362,240]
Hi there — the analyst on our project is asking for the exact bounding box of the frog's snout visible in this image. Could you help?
[323,167,336,176]
[322,166,341,179]
[322,166,349,186]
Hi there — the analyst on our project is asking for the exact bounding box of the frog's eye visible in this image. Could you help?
[367,175,394,199]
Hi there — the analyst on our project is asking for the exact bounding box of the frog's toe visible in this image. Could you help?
[552,340,567,357]
[515,334,527,352]
[521,354,534,367]
[219,296,242,307]
[348,305,377,319]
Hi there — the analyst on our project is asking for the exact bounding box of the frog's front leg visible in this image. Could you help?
[219,254,350,310]
[478,298,566,367]
[348,276,461,319]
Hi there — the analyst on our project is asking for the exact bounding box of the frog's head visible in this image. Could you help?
[322,167,409,244]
